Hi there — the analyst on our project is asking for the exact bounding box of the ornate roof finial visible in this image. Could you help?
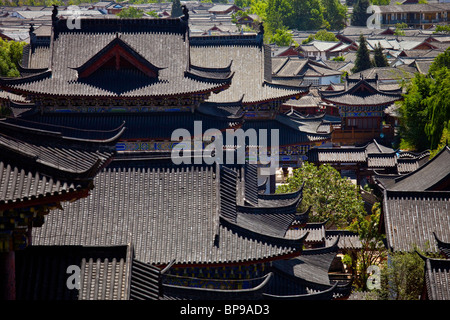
[181,5,189,21]
[52,4,58,23]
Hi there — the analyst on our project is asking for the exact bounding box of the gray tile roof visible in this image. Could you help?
[320,79,403,106]
[387,146,450,191]
[0,118,121,208]
[383,190,450,252]
[32,160,306,266]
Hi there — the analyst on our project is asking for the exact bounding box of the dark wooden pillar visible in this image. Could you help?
[0,251,16,300]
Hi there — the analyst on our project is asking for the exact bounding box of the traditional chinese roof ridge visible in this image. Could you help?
[15,244,133,300]
[417,251,450,300]
[272,56,341,78]
[434,232,450,259]
[16,62,49,75]
[258,176,268,193]
[189,33,265,47]
[196,97,244,120]
[262,282,337,300]
[319,78,403,106]
[286,217,327,244]
[10,111,239,142]
[186,60,234,83]
[54,16,189,35]
[161,272,273,300]
[397,150,430,174]
[270,237,339,284]
[325,229,362,250]
[307,139,398,165]
[221,163,306,238]
[0,69,52,86]
[382,189,450,252]
[0,117,125,147]
[386,146,450,191]
[129,259,163,300]
[219,213,308,249]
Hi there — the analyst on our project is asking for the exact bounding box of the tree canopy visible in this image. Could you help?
[351,34,372,73]
[398,47,450,154]
[276,162,365,228]
[0,38,25,77]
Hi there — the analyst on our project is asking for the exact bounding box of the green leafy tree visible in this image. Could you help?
[399,48,450,152]
[270,27,296,46]
[394,22,407,36]
[290,0,326,30]
[352,34,372,73]
[344,202,386,291]
[116,7,144,18]
[146,10,159,18]
[433,25,450,34]
[351,0,370,26]
[235,0,252,8]
[0,38,25,77]
[372,43,388,67]
[276,162,365,228]
[321,0,347,30]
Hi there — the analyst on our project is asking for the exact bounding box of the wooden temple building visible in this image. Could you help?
[319,77,403,146]
[307,139,431,185]
[0,8,352,300]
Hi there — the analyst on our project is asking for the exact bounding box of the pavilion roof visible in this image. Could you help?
[319,78,403,107]
[161,272,273,300]
[189,35,310,105]
[381,146,450,192]
[420,253,450,300]
[0,18,233,98]
[262,238,353,300]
